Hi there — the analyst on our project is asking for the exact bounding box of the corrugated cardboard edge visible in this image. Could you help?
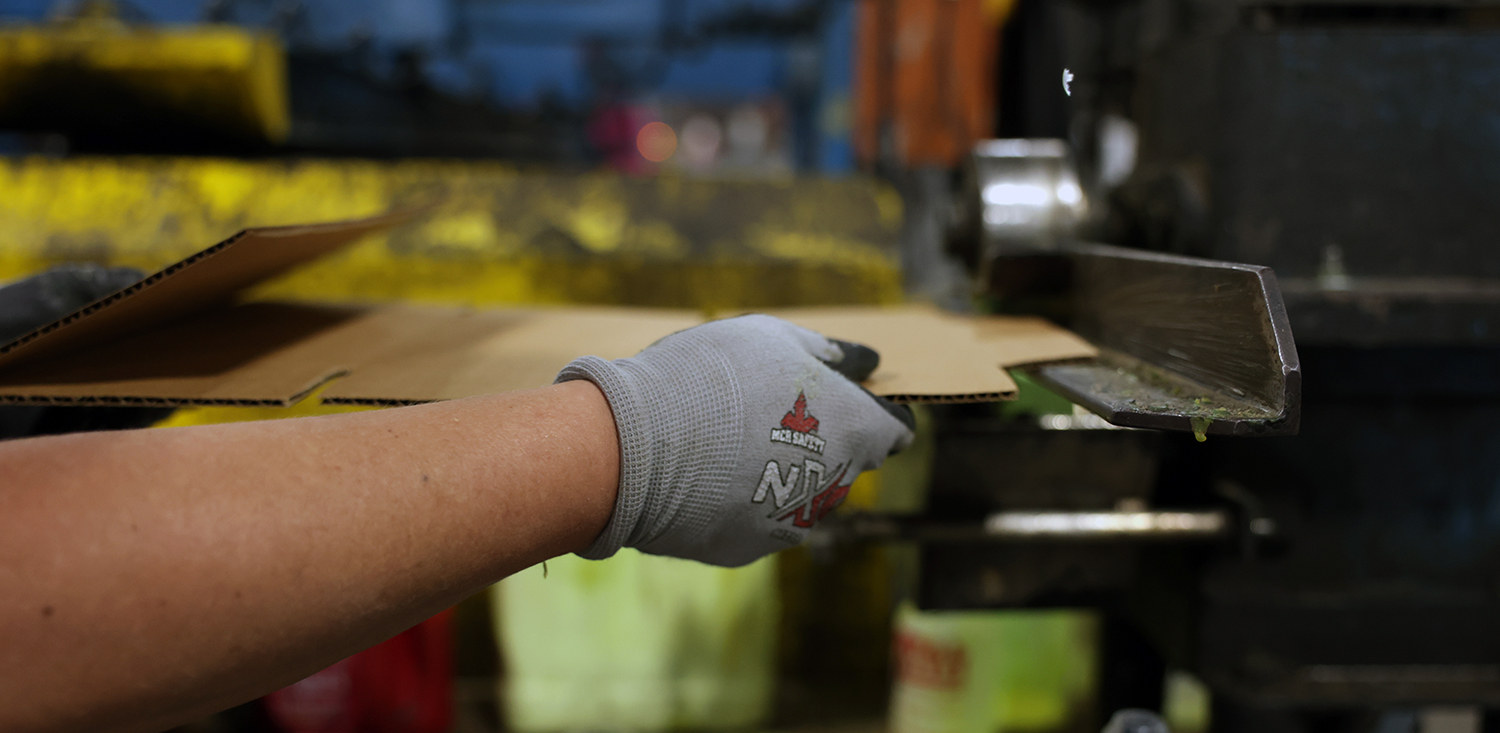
[0,206,430,369]
[0,370,346,408]
[883,391,1014,405]
[322,397,431,407]
[0,230,248,360]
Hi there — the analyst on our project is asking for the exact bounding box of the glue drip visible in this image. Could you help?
[1189,417,1211,442]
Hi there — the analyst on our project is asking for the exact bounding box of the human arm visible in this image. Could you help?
[0,381,619,733]
[0,313,914,733]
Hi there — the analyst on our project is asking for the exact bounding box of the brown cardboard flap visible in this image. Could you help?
[0,207,424,371]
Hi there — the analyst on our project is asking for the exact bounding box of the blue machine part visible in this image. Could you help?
[0,0,862,171]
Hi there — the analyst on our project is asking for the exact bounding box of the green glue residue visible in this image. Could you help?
[1189,417,1212,442]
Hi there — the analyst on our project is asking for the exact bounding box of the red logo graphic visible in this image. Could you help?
[780,392,820,434]
[778,468,852,528]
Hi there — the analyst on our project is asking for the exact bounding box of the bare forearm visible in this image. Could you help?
[0,381,618,733]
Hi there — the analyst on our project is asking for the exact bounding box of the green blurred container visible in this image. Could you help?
[492,551,779,732]
[890,603,1099,733]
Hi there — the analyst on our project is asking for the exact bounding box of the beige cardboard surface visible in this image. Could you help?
[320,306,703,405]
[771,306,1098,402]
[0,211,1099,407]
[966,312,1102,366]
[773,307,1021,401]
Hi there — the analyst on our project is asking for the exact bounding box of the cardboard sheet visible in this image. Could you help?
[0,212,1098,407]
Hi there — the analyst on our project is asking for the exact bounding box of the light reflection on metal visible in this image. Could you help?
[1056,179,1083,206]
[983,510,1228,539]
[968,139,1087,256]
[983,182,1052,206]
[1036,409,1128,431]
[822,509,1232,545]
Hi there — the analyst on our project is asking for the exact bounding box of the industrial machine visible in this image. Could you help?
[834,0,1500,726]
[835,142,1305,728]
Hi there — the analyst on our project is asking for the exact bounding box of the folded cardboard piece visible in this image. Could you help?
[0,211,1097,407]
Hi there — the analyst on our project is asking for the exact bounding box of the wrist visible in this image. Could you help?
[555,356,652,559]
[547,380,622,555]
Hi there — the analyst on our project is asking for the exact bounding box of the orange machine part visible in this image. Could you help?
[854,0,1008,168]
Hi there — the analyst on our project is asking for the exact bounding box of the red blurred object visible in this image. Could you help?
[588,103,659,174]
[263,610,454,733]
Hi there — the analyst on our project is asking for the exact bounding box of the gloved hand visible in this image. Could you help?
[556,314,916,567]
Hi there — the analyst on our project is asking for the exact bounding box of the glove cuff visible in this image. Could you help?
[556,355,653,560]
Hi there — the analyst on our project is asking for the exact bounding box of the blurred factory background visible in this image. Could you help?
[0,0,874,168]
[1,0,1498,732]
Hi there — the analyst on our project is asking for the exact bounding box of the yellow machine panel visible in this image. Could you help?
[0,157,904,310]
[0,19,288,143]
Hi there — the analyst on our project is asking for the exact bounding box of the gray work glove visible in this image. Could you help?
[556,314,916,567]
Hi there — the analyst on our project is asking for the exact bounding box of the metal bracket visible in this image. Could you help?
[1021,242,1302,437]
